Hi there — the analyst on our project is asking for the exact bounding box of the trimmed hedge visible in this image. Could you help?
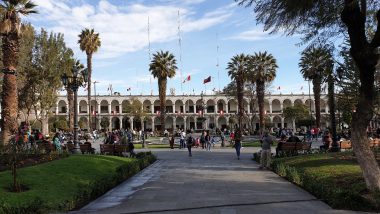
[253,152,380,212]
[0,152,156,213]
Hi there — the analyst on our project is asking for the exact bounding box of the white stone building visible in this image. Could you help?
[53,93,331,131]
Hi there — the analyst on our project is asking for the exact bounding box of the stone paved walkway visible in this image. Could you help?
[77,148,364,214]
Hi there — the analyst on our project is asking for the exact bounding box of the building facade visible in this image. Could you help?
[54,93,331,131]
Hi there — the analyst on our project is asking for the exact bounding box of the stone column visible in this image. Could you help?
[225,103,229,113]
[269,103,273,114]
[151,104,154,114]
[108,117,112,131]
[280,103,283,113]
[130,116,134,131]
[281,117,285,128]
[108,104,111,114]
[172,104,175,113]
[184,116,187,131]
[55,103,59,114]
[173,117,176,131]
[183,104,186,113]
[119,116,123,129]
[215,116,219,129]
[152,117,155,132]
[292,119,296,130]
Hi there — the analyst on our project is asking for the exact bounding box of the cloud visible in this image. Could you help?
[227,28,278,41]
[27,0,233,60]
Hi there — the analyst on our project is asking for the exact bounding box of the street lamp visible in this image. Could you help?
[61,65,88,154]
[93,81,99,130]
[142,117,147,148]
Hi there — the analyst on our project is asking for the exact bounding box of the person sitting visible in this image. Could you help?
[128,141,135,157]
[276,135,287,157]
[286,133,301,142]
[84,141,95,154]
[320,131,332,151]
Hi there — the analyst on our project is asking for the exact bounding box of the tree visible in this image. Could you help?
[100,117,110,130]
[78,28,101,131]
[123,98,149,121]
[248,51,278,133]
[283,104,310,124]
[149,51,177,134]
[0,0,37,145]
[227,54,249,129]
[299,46,332,128]
[236,0,380,191]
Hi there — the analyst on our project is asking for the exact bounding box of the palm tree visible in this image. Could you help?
[248,51,278,133]
[299,46,331,129]
[227,54,249,129]
[78,28,101,131]
[149,51,177,134]
[0,0,37,145]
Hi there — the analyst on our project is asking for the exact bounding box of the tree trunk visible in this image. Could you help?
[328,74,338,150]
[341,2,380,191]
[1,31,20,145]
[158,78,167,134]
[312,77,322,128]
[87,54,92,130]
[256,80,265,134]
[67,88,74,131]
[40,116,49,136]
[236,70,244,129]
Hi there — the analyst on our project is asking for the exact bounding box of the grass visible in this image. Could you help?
[134,143,179,149]
[269,152,379,211]
[0,154,155,212]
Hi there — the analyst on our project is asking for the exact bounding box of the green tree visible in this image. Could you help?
[149,51,177,134]
[100,117,110,130]
[0,0,37,145]
[299,46,332,128]
[283,104,310,124]
[123,98,149,121]
[227,54,249,128]
[236,0,380,191]
[78,28,101,131]
[248,51,278,133]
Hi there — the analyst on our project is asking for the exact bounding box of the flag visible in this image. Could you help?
[301,86,303,90]
[183,75,191,83]
[127,87,131,91]
[277,86,281,90]
[203,76,211,84]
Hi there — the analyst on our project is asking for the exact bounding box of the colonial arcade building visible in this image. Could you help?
[54,94,330,131]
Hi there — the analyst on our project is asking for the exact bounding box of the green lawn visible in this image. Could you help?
[134,143,179,149]
[0,154,155,213]
[270,153,378,211]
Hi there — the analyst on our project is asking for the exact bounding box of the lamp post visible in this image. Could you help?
[61,66,88,154]
[93,81,99,130]
[308,79,313,130]
[142,117,147,148]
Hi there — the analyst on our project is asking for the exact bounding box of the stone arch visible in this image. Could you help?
[122,100,131,113]
[272,115,282,128]
[143,100,152,113]
[218,116,227,130]
[165,116,174,131]
[154,100,160,113]
[272,99,281,113]
[185,100,195,113]
[79,100,88,114]
[90,100,98,115]
[208,116,216,129]
[217,99,226,113]
[79,116,88,129]
[243,99,249,113]
[186,116,195,130]
[133,117,142,131]
[294,99,303,106]
[111,100,120,114]
[320,99,327,113]
[111,117,120,130]
[165,100,174,113]
[100,100,109,114]
[176,116,185,130]
[206,99,216,113]
[264,99,270,113]
[196,99,204,113]
[228,99,237,113]
[58,100,67,113]
[175,99,184,113]
[122,116,131,130]
[154,117,161,131]
[283,99,292,109]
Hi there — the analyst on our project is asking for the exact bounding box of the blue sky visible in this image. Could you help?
[29,0,311,96]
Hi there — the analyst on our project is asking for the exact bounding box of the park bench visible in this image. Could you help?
[65,143,75,153]
[114,144,130,156]
[100,144,115,155]
[80,143,95,154]
[279,142,311,156]
[339,140,352,151]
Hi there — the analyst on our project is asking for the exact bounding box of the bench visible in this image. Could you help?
[80,143,95,154]
[64,143,75,153]
[100,144,115,155]
[278,142,311,156]
[339,140,352,150]
[114,144,130,156]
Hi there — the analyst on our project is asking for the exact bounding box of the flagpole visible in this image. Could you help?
[148,16,153,96]
[178,10,183,94]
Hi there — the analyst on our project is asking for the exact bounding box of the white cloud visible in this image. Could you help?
[28,0,233,60]
[227,28,278,41]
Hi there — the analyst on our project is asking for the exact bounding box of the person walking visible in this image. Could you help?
[186,130,194,157]
[169,134,175,149]
[180,129,185,149]
[260,131,274,169]
[234,129,242,160]
[200,130,205,149]
[205,131,211,151]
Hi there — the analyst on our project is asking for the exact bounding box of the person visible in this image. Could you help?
[276,135,287,157]
[230,131,235,146]
[169,134,174,149]
[52,132,62,152]
[320,131,332,151]
[260,131,274,169]
[287,133,301,142]
[186,130,194,157]
[84,141,95,154]
[200,130,206,149]
[220,132,225,147]
[128,141,136,157]
[164,129,169,137]
[211,135,216,147]
[180,129,185,149]
[205,131,211,151]
[234,129,242,160]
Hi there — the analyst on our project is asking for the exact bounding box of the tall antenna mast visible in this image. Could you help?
[178,10,183,94]
[216,33,220,92]
[148,16,153,95]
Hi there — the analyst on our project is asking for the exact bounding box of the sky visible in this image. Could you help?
[28,0,312,96]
